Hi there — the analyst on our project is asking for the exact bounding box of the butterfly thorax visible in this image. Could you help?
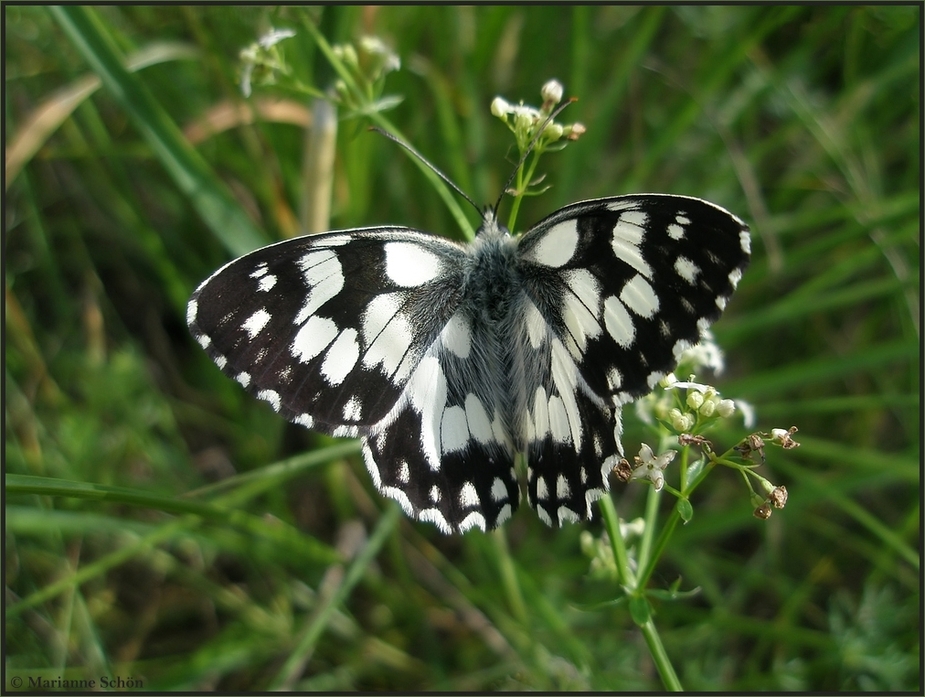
[464,210,520,325]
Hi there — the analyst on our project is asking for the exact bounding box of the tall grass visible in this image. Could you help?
[5,5,919,691]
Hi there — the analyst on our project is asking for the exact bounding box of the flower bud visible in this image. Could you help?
[491,96,510,118]
[541,79,564,105]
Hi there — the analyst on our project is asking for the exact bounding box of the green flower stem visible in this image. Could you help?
[636,451,719,590]
[598,494,635,590]
[639,616,684,691]
[599,494,682,690]
[636,483,662,575]
[301,16,474,239]
[492,528,528,625]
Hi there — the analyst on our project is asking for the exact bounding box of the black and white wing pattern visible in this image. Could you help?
[512,195,750,525]
[188,194,749,533]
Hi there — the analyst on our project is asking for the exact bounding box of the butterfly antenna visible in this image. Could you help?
[370,127,481,216]
[491,97,577,215]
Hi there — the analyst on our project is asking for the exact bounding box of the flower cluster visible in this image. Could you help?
[580,519,645,582]
[330,35,401,111]
[490,80,586,165]
[239,27,297,98]
[614,333,797,521]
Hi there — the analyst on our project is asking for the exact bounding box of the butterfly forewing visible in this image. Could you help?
[188,228,468,434]
[518,195,750,403]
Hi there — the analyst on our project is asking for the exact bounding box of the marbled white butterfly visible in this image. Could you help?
[188,176,749,534]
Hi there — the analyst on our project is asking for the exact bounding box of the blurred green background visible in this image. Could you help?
[5,5,919,691]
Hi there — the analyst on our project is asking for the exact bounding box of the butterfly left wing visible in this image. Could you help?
[188,228,469,434]
[188,227,522,533]
[514,194,750,524]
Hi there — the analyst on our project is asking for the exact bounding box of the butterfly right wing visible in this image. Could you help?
[514,195,750,525]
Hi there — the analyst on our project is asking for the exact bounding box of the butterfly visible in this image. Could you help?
[188,185,749,533]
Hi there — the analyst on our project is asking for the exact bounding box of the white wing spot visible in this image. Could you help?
[465,394,493,444]
[558,507,579,525]
[604,296,635,347]
[549,339,583,449]
[257,274,277,292]
[612,217,653,278]
[729,267,743,289]
[295,250,344,323]
[321,328,360,386]
[442,313,471,358]
[459,512,486,532]
[409,356,448,470]
[384,242,444,287]
[524,220,579,268]
[429,485,441,503]
[384,487,414,515]
[585,486,606,514]
[606,366,622,390]
[676,214,691,226]
[235,372,251,387]
[556,474,571,500]
[186,298,199,326]
[496,504,513,525]
[562,269,603,354]
[547,395,571,443]
[620,275,659,317]
[398,460,410,484]
[667,223,685,240]
[523,299,547,349]
[441,405,469,453]
[674,256,700,284]
[460,481,480,508]
[362,294,415,381]
[292,315,338,362]
[342,396,362,421]
[257,389,281,412]
[419,508,452,534]
[242,308,271,339]
[294,413,314,428]
[491,477,508,502]
[535,475,548,501]
[740,230,751,254]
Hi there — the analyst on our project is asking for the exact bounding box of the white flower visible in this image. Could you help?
[258,27,296,49]
[541,79,564,105]
[679,329,726,374]
[359,35,401,74]
[631,444,676,491]
[771,426,800,449]
[491,96,511,118]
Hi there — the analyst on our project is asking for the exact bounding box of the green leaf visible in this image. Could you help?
[50,5,266,258]
[676,498,694,523]
[629,595,653,626]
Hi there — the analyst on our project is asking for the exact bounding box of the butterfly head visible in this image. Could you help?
[476,207,512,242]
